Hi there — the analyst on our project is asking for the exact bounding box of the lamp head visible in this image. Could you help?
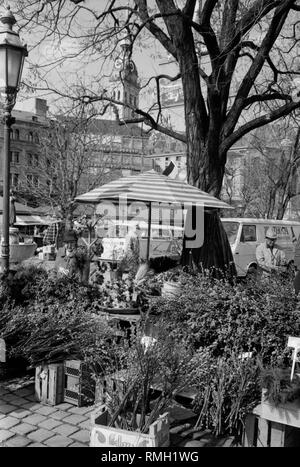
[0,6,28,104]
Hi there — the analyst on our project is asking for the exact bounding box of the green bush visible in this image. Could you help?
[150,272,300,365]
[0,266,116,368]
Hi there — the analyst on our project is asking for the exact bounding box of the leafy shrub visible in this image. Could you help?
[150,272,300,365]
[0,266,116,368]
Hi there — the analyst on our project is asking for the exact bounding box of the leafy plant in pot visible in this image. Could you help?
[90,324,197,447]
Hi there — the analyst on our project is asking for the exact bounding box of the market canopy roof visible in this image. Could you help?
[0,197,33,215]
[75,170,230,209]
[15,215,49,226]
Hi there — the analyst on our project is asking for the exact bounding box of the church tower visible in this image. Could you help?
[108,36,140,121]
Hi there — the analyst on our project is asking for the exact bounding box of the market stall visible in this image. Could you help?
[75,169,230,261]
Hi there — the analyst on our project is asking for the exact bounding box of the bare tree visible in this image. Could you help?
[17,103,120,218]
[239,121,300,219]
[15,0,300,273]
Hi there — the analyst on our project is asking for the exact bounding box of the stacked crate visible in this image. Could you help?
[35,363,64,405]
[64,360,95,407]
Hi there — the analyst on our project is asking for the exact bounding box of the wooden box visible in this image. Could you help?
[64,359,94,407]
[35,363,64,405]
[243,396,300,447]
[90,405,169,447]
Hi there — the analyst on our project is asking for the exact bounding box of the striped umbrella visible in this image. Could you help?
[75,170,231,259]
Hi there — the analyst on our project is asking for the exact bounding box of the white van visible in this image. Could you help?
[98,220,183,261]
[221,218,300,277]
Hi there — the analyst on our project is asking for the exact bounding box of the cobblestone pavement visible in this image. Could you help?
[0,377,236,448]
[0,379,91,447]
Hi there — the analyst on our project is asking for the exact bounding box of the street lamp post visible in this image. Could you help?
[0,7,27,274]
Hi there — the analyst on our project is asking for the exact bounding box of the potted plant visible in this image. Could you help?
[90,324,197,447]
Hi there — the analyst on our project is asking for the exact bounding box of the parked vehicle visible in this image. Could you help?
[221,218,300,277]
[97,220,183,261]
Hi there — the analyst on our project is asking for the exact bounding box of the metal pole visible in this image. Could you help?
[1,106,14,274]
[146,201,152,261]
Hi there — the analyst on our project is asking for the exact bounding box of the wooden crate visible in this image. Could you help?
[64,360,95,407]
[90,405,169,447]
[35,363,64,405]
[243,398,300,447]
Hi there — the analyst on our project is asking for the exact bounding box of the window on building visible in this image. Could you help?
[10,173,19,187]
[34,154,39,166]
[33,176,39,187]
[27,174,33,185]
[12,129,19,140]
[27,153,33,166]
[117,90,120,100]
[125,91,127,102]
[133,96,137,106]
[34,134,39,143]
[28,132,33,142]
[10,151,20,164]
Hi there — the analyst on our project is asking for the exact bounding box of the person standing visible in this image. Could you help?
[256,227,287,278]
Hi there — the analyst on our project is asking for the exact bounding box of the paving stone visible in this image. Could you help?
[35,405,58,416]
[0,414,5,420]
[23,402,44,411]
[0,429,15,442]
[10,408,32,419]
[22,414,48,425]
[9,397,31,407]
[69,442,89,447]
[50,410,70,421]
[70,429,90,444]
[14,387,35,397]
[44,435,73,447]
[26,443,47,448]
[27,442,46,447]
[67,406,94,415]
[0,404,19,415]
[63,414,86,425]
[11,423,36,436]
[79,420,91,430]
[0,416,20,429]
[25,395,37,402]
[0,388,9,396]
[6,435,32,447]
[55,402,74,411]
[38,418,62,430]
[1,393,22,402]
[27,428,55,443]
[22,402,39,411]
[54,424,79,437]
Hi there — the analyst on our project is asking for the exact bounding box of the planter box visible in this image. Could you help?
[35,363,64,405]
[243,392,300,447]
[90,405,169,447]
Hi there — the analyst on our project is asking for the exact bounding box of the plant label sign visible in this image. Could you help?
[0,338,6,362]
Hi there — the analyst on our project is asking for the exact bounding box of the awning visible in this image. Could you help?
[15,215,48,226]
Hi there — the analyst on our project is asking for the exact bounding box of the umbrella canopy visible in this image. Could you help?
[0,196,33,215]
[75,170,230,209]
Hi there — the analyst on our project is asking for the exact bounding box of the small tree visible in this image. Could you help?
[17,103,120,218]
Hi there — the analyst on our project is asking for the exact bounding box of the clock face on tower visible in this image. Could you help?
[114,58,123,69]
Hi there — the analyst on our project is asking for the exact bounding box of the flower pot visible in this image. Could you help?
[161,281,181,298]
[90,404,169,447]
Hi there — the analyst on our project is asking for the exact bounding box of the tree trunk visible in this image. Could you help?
[181,209,236,278]
[174,16,235,276]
